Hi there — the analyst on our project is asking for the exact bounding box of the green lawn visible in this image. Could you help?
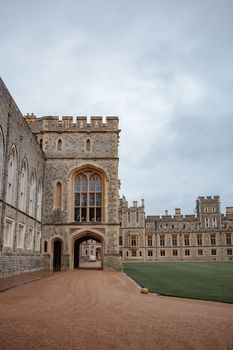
[123,262,233,303]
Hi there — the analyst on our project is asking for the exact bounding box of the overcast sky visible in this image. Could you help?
[1,0,233,215]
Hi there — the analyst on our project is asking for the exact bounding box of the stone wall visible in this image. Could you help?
[0,78,45,277]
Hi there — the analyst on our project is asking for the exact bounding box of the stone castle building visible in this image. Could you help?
[0,77,232,277]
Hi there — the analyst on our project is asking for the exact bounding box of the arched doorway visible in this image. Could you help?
[73,233,103,269]
[53,239,62,271]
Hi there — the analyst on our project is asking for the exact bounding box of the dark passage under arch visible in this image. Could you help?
[74,234,102,269]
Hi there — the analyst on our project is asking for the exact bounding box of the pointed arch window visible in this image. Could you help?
[6,145,17,206]
[37,178,43,221]
[58,139,62,151]
[86,139,91,151]
[55,182,62,209]
[74,170,103,222]
[0,128,4,191]
[19,159,28,212]
[29,171,36,217]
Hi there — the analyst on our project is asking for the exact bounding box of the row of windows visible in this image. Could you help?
[145,234,231,247]
[121,234,232,248]
[123,248,233,257]
[4,217,41,251]
[0,136,43,220]
[38,137,91,152]
[158,217,219,230]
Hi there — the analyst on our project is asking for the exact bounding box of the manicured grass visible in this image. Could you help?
[123,262,233,303]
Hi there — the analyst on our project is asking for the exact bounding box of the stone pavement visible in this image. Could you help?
[0,269,233,350]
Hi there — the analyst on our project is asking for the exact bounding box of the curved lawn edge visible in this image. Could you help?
[123,262,233,304]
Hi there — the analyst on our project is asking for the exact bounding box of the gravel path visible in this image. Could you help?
[0,270,232,350]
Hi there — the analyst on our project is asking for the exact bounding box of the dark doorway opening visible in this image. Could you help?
[53,239,62,271]
[74,234,102,269]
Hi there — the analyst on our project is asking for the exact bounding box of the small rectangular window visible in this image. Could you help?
[172,235,177,246]
[198,249,203,256]
[160,250,165,256]
[197,234,202,246]
[184,235,190,246]
[210,234,216,246]
[227,249,232,256]
[185,249,190,256]
[173,250,178,256]
[211,249,217,256]
[226,234,231,245]
[148,250,153,256]
[160,235,165,247]
[147,235,153,247]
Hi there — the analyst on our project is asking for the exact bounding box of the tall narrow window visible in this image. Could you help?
[160,235,165,246]
[184,234,190,246]
[58,139,62,151]
[37,179,43,221]
[17,223,25,249]
[226,234,232,245]
[172,235,177,246]
[55,182,62,209]
[4,218,15,248]
[147,235,153,247]
[27,228,34,250]
[197,234,202,246]
[210,234,216,246]
[19,159,28,212]
[205,217,209,228]
[86,139,90,151]
[74,170,103,222]
[29,171,36,217]
[39,139,43,149]
[212,217,217,227]
[6,145,17,206]
[0,127,4,191]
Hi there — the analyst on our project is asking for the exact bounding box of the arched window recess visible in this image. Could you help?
[74,169,104,223]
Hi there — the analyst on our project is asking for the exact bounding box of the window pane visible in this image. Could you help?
[89,193,95,206]
[81,208,87,221]
[90,176,95,192]
[75,208,80,221]
[96,193,101,206]
[81,176,87,192]
[96,176,101,192]
[75,177,80,192]
[89,208,95,221]
[81,193,87,207]
[96,208,101,221]
[75,193,80,206]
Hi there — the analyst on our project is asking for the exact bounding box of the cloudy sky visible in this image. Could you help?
[1,0,233,215]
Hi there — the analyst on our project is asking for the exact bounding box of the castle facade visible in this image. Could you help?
[0,78,232,277]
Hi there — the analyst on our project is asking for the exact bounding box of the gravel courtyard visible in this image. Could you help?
[0,270,232,350]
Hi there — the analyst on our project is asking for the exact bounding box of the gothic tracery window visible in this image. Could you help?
[0,127,4,191]
[6,145,17,206]
[19,159,28,212]
[74,170,103,222]
[29,170,36,217]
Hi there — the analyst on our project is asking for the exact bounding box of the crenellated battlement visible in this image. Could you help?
[24,113,119,132]
[197,195,220,201]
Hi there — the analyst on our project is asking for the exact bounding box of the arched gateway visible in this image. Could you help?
[71,230,104,269]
